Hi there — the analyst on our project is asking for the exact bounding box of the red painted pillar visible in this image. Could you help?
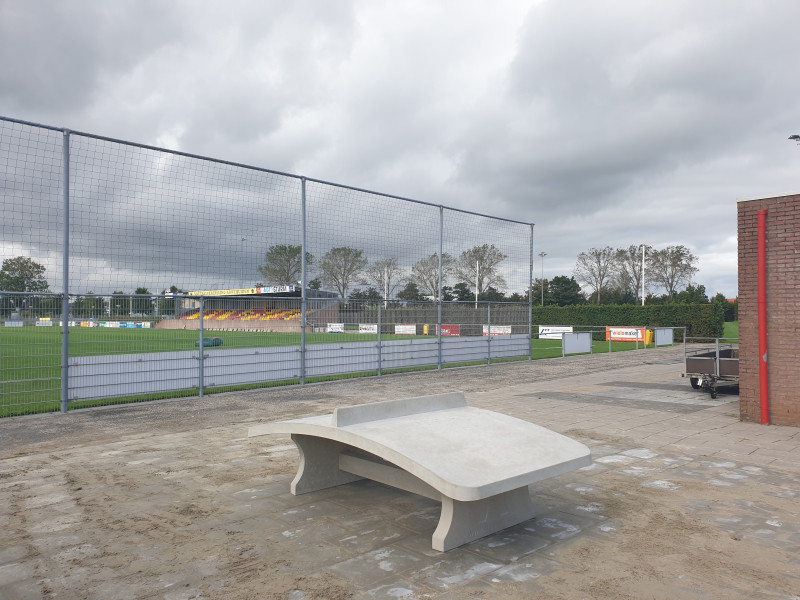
[757,209,769,425]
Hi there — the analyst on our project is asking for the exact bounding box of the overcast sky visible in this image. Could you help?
[2,0,799,298]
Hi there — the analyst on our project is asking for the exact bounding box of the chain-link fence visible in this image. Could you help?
[1,116,534,416]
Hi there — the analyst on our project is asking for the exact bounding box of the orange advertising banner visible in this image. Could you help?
[606,327,646,342]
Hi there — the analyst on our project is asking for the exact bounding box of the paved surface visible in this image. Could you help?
[1,347,799,599]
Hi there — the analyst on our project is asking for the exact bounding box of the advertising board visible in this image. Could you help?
[606,327,646,342]
[538,325,573,340]
[482,325,512,336]
[394,324,416,335]
[438,324,461,336]
[327,323,345,333]
[359,324,378,334]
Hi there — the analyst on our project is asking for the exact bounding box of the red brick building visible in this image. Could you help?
[737,194,800,426]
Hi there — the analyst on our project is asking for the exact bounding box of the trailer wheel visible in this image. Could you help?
[710,389,717,399]
[690,377,700,389]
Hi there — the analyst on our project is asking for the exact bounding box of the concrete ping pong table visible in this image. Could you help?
[248,392,592,551]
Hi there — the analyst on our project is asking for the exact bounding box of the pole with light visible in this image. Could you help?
[538,252,547,306]
[475,259,479,309]
[641,244,646,306]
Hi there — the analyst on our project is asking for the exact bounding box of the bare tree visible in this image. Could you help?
[614,245,652,301]
[648,245,698,300]
[574,246,617,304]
[453,245,508,296]
[363,257,405,300]
[411,253,454,300]
[258,245,313,286]
[319,247,368,298]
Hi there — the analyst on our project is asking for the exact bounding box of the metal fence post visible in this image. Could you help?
[198,296,205,397]
[529,223,534,361]
[378,302,382,376]
[300,177,307,385]
[487,303,492,364]
[438,206,443,370]
[60,129,70,414]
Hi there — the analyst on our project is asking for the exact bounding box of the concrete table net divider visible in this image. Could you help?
[248,392,592,552]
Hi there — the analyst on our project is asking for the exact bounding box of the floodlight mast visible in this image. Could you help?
[538,252,547,306]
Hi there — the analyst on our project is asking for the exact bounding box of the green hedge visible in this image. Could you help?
[532,303,724,338]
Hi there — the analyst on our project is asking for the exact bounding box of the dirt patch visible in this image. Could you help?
[1,348,797,599]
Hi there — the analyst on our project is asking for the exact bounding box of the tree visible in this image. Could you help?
[530,278,549,306]
[479,286,506,302]
[157,285,185,317]
[411,253,454,300]
[350,287,382,301]
[675,283,708,304]
[441,285,456,301]
[111,291,127,317]
[614,245,651,301]
[258,245,314,286]
[591,285,637,305]
[133,287,152,315]
[0,257,49,292]
[712,292,737,321]
[548,275,585,306]
[574,246,617,304]
[73,292,105,318]
[397,282,423,301]
[452,282,473,302]
[649,245,699,301]
[363,257,405,300]
[453,244,508,297]
[319,247,368,298]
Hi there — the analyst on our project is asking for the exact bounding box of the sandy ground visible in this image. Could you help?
[1,348,798,599]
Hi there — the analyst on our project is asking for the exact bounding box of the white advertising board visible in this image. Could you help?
[327,323,345,333]
[394,324,416,335]
[482,325,512,336]
[359,324,378,334]
[538,325,573,340]
[4,321,23,327]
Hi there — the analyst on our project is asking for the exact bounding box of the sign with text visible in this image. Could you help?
[189,285,296,297]
[483,325,512,336]
[606,327,645,342]
[437,324,461,336]
[359,324,378,334]
[538,325,573,340]
[327,323,345,333]
[394,324,417,335]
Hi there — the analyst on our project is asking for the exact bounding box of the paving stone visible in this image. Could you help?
[3,348,800,599]
[327,546,425,587]
[412,552,504,591]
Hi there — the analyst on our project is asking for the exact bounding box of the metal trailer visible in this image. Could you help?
[682,338,739,399]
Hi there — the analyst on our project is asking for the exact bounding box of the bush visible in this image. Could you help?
[532,303,724,338]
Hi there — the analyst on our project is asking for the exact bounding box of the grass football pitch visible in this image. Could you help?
[0,326,681,417]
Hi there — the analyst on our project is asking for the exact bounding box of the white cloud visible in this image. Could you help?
[2,0,799,296]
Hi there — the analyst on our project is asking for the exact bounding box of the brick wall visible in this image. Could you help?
[737,194,800,426]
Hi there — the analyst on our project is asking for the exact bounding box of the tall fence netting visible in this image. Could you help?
[0,116,533,416]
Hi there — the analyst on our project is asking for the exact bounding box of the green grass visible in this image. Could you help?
[723,321,739,340]
[0,326,671,418]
